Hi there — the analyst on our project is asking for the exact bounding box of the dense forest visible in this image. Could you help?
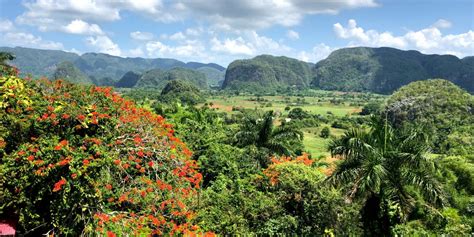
[1,50,473,236]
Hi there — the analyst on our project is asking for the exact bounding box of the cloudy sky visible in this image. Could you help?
[0,0,473,65]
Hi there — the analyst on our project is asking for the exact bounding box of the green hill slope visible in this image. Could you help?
[222,55,312,92]
[385,79,474,154]
[52,61,93,84]
[312,47,473,94]
[135,67,208,90]
[0,46,225,86]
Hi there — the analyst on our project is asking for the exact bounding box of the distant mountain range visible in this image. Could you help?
[222,47,473,94]
[0,46,225,87]
[311,47,474,94]
[1,46,473,94]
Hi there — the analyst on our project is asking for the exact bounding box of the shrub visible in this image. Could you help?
[0,76,207,235]
[320,127,330,138]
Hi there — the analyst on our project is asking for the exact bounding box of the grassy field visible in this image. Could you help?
[302,125,346,157]
[201,94,368,159]
[203,95,362,117]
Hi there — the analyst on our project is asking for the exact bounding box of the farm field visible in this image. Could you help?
[202,94,366,116]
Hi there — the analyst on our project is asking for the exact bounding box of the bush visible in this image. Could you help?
[320,127,330,138]
[0,76,205,235]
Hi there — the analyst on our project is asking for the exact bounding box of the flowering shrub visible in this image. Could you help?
[263,153,314,185]
[0,75,210,235]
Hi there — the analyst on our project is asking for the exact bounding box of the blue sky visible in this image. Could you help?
[0,0,473,66]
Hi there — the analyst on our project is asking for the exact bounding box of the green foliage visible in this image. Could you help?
[319,127,330,138]
[312,47,474,93]
[135,67,209,90]
[114,71,141,88]
[385,79,474,154]
[159,80,205,105]
[223,55,312,92]
[198,158,362,235]
[360,101,382,115]
[328,116,445,236]
[234,111,304,166]
[288,107,311,120]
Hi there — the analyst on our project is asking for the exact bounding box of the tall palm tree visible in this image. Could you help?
[328,116,445,236]
[235,110,303,166]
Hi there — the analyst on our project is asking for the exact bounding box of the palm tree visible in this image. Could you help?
[235,110,303,166]
[328,116,445,236]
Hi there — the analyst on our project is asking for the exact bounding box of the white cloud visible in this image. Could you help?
[1,32,63,50]
[0,19,14,32]
[63,19,103,35]
[333,19,474,57]
[169,32,186,41]
[297,43,335,62]
[127,47,145,57]
[432,19,452,29]
[176,0,378,30]
[211,37,254,55]
[287,30,300,40]
[16,0,174,34]
[86,36,121,56]
[185,27,202,36]
[130,31,154,41]
[17,0,377,33]
[145,40,207,60]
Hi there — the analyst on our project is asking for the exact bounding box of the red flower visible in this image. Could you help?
[77,114,86,121]
[53,178,67,192]
[27,155,35,161]
[62,114,70,119]
[133,136,142,144]
[105,184,112,190]
[107,231,116,237]
[54,140,68,150]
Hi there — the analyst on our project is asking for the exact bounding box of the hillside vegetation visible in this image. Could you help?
[135,67,208,90]
[222,55,312,92]
[385,79,474,154]
[0,46,225,86]
[52,61,93,85]
[312,47,474,94]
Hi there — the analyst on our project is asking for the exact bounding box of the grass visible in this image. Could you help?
[302,125,346,157]
[203,95,362,117]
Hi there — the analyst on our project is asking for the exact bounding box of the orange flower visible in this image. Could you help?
[83,159,90,166]
[77,114,86,121]
[107,231,116,237]
[53,178,67,192]
[105,184,112,190]
[54,140,68,150]
[113,159,121,165]
[27,155,35,161]
[133,136,142,144]
[62,114,70,119]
